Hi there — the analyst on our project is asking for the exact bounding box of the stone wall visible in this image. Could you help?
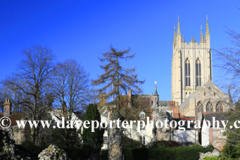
[172,130,198,144]
[4,125,29,145]
[209,128,226,151]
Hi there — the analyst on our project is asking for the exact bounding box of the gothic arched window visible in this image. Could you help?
[197,101,203,113]
[196,58,201,86]
[185,59,191,86]
[216,102,223,112]
[206,102,213,112]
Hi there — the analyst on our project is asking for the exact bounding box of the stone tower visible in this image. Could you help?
[172,16,212,105]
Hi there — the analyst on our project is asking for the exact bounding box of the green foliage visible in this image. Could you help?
[3,146,8,151]
[51,123,80,149]
[148,144,213,160]
[123,135,142,148]
[222,109,240,158]
[203,156,220,160]
[100,150,108,160]
[21,140,35,151]
[20,140,45,158]
[80,103,104,157]
[100,145,214,160]
[66,147,95,160]
[203,156,240,160]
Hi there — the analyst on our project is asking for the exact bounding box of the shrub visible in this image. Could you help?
[203,156,220,160]
[21,140,35,151]
[123,135,142,148]
[20,140,45,159]
[100,150,108,160]
[148,144,214,160]
[100,144,214,160]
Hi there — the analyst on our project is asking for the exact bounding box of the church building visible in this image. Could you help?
[171,17,232,119]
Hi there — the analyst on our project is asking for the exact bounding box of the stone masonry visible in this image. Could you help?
[108,110,123,160]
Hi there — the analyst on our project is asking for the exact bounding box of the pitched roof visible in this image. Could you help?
[0,112,23,126]
[179,80,228,109]
[204,112,229,128]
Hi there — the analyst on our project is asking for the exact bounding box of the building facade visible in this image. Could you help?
[172,18,212,105]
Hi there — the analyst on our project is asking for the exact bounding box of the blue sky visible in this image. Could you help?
[0,0,240,100]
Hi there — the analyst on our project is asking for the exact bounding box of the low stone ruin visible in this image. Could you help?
[0,129,31,159]
[38,144,71,160]
[199,149,220,160]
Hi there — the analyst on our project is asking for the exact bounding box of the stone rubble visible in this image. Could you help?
[0,129,31,160]
[38,144,71,160]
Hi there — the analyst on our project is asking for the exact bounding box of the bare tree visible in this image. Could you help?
[215,29,240,101]
[50,59,89,149]
[51,59,90,115]
[92,47,144,109]
[214,29,240,157]
[1,45,55,145]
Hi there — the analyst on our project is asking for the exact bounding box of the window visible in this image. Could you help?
[197,101,203,113]
[206,102,213,112]
[185,59,191,86]
[204,92,206,96]
[139,112,145,119]
[142,136,146,145]
[140,124,145,130]
[216,102,223,112]
[196,59,201,86]
[103,136,108,144]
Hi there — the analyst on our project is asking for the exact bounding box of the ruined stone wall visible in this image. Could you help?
[209,128,226,151]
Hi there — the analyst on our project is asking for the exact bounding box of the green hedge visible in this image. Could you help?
[100,144,214,160]
[203,156,240,160]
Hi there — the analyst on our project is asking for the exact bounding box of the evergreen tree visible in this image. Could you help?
[81,103,104,158]
[92,47,144,109]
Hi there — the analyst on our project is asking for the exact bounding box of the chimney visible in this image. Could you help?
[61,101,67,118]
[128,88,132,108]
[99,93,107,107]
[4,98,11,117]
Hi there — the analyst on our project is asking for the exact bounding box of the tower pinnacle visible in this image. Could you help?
[200,25,203,42]
[154,86,159,96]
[205,15,209,36]
[177,16,181,35]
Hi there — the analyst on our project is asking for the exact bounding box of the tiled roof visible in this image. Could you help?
[204,112,229,127]
[159,101,172,106]
[0,112,23,126]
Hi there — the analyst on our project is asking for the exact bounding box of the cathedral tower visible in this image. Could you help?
[171,17,212,105]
